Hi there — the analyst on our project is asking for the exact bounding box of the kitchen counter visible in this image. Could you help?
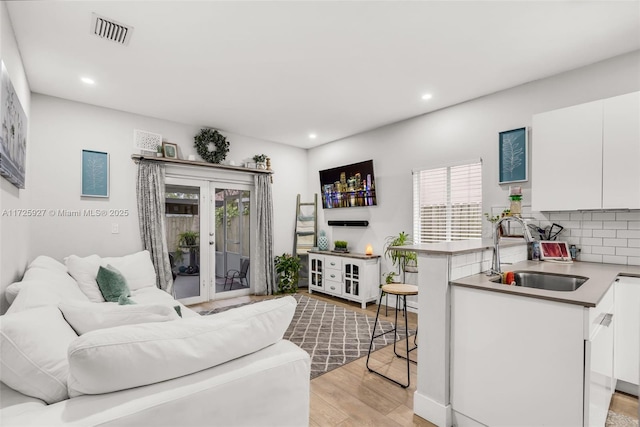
[392,238,522,256]
[451,260,640,307]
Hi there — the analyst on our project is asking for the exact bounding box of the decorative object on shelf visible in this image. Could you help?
[383,231,416,278]
[156,145,163,157]
[133,129,162,154]
[509,185,523,217]
[194,128,229,164]
[1,61,27,189]
[162,142,178,159]
[499,127,528,184]
[253,154,267,170]
[187,154,196,161]
[333,240,348,253]
[274,253,301,294]
[81,149,109,198]
[317,230,329,251]
[365,244,373,256]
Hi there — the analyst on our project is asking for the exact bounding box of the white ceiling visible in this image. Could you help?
[6,1,640,149]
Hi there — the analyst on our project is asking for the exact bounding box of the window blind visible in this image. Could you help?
[413,161,482,243]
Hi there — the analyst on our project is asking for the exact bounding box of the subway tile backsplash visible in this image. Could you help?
[488,206,640,266]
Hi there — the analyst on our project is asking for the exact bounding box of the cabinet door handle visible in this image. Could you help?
[601,313,613,327]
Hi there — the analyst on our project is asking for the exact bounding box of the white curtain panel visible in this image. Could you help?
[255,174,275,295]
[136,160,173,294]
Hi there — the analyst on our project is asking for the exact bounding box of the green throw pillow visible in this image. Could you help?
[96,265,131,303]
[118,294,137,305]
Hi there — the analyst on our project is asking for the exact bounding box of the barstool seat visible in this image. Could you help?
[366,283,418,388]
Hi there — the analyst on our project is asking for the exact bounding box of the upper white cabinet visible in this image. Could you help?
[532,91,640,211]
[603,92,640,209]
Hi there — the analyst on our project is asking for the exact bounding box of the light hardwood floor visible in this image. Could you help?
[189,289,639,426]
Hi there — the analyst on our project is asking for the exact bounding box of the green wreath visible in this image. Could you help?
[194,128,229,164]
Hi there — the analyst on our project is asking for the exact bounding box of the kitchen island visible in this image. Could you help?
[398,239,640,426]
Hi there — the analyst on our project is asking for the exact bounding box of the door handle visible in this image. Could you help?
[601,313,613,327]
[209,241,214,245]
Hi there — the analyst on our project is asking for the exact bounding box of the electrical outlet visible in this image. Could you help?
[111,223,119,234]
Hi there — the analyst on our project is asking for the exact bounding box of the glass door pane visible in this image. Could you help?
[215,188,251,297]
[165,183,206,303]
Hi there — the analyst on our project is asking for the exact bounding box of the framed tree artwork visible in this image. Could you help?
[81,149,109,197]
[499,127,527,184]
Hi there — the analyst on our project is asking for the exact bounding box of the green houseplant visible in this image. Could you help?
[253,154,267,170]
[383,231,416,276]
[274,253,301,294]
[333,240,348,252]
[174,231,199,263]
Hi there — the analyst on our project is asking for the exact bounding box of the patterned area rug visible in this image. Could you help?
[200,294,415,379]
[607,410,639,427]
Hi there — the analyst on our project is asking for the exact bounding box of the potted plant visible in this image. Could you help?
[274,253,301,293]
[253,154,267,170]
[382,271,398,284]
[333,240,348,253]
[175,231,199,263]
[156,145,163,157]
[383,231,416,276]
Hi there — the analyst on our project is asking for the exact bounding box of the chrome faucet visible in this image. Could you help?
[490,216,533,276]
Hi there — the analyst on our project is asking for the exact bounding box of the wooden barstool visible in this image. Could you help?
[366,283,418,388]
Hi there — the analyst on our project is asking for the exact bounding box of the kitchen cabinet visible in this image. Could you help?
[308,251,380,309]
[603,92,640,209]
[614,276,640,395]
[532,91,640,211]
[450,283,615,426]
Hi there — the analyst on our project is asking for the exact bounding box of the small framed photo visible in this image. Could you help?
[81,150,109,198]
[162,142,178,159]
[498,127,528,184]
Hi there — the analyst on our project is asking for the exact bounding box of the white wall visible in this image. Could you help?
[27,94,307,261]
[307,50,640,273]
[0,2,31,312]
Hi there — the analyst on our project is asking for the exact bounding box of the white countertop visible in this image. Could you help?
[451,260,640,307]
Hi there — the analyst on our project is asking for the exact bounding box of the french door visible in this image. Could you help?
[165,174,254,304]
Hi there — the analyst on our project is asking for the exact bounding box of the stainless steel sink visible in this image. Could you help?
[489,271,588,291]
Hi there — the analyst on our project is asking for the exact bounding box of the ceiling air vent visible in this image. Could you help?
[91,13,133,46]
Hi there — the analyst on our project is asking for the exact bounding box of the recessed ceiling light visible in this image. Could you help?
[309,133,317,139]
[81,77,95,85]
[421,93,433,100]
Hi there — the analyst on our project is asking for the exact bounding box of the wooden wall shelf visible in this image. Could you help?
[131,154,274,175]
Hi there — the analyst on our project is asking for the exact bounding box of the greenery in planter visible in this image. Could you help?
[274,253,301,294]
[174,231,199,263]
[382,271,398,284]
[253,154,267,163]
[333,240,348,251]
[194,128,229,164]
[383,231,416,275]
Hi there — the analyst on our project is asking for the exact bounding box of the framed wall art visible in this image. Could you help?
[81,149,109,197]
[498,127,527,184]
[162,142,178,159]
[0,61,28,189]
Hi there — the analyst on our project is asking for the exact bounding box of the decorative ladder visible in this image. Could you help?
[293,194,318,284]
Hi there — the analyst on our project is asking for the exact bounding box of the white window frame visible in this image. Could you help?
[413,159,483,243]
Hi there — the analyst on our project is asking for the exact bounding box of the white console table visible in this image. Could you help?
[308,251,380,309]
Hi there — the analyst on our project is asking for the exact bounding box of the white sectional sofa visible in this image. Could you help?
[0,252,310,426]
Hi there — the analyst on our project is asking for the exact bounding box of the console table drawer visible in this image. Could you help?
[324,280,343,296]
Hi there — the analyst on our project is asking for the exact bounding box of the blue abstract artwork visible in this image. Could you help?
[499,127,527,184]
[81,150,109,197]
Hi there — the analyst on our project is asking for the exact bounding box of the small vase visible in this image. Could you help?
[317,230,329,251]
[257,161,267,170]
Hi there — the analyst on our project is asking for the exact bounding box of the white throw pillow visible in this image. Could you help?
[65,255,104,302]
[59,300,180,335]
[6,280,89,315]
[6,257,81,305]
[27,255,68,273]
[0,306,78,404]
[102,250,157,291]
[65,251,158,302]
[67,296,297,396]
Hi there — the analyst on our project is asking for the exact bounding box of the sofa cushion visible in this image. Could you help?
[65,254,104,302]
[67,296,297,396]
[6,280,89,315]
[96,265,130,303]
[59,300,180,335]
[129,287,198,318]
[66,251,158,302]
[0,306,78,404]
[5,256,81,305]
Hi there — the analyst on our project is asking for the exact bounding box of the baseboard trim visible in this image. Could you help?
[413,391,452,426]
[615,379,639,397]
